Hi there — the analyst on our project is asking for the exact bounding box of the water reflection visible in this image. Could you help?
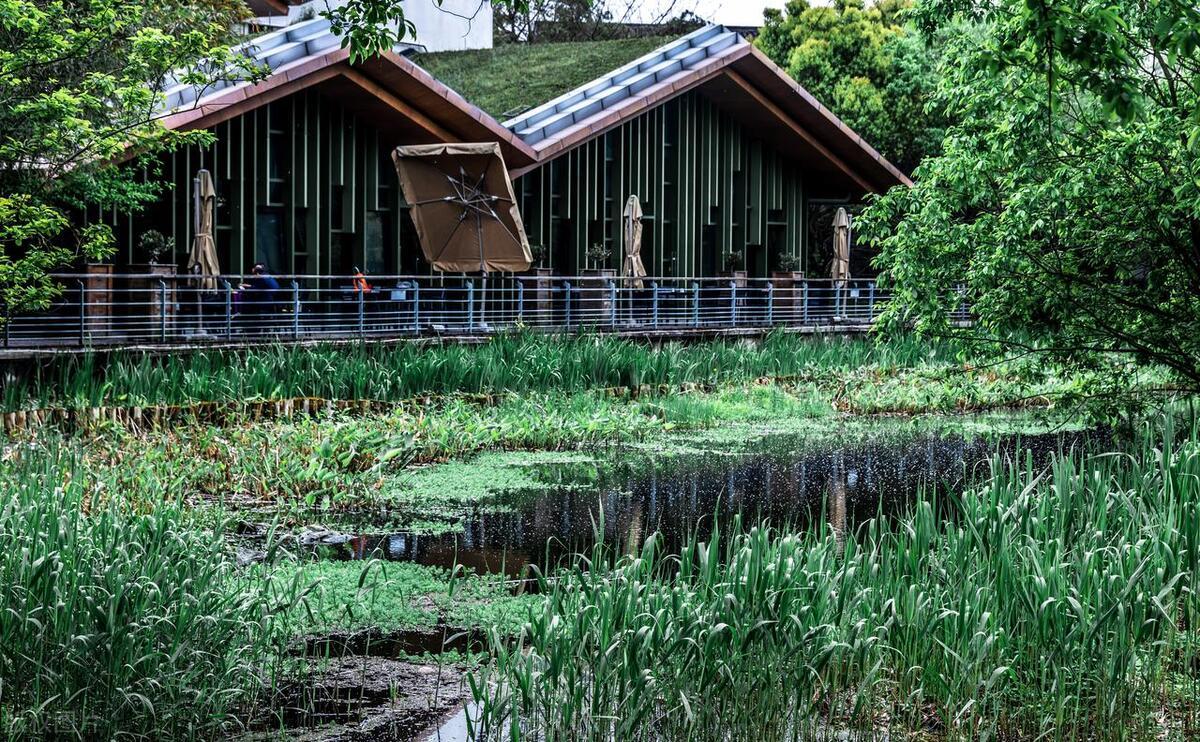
[340,428,1101,575]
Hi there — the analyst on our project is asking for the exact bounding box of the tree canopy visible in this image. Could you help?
[756,0,946,173]
[0,0,252,313]
[860,0,1200,394]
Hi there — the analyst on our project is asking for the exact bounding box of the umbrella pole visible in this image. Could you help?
[476,212,486,327]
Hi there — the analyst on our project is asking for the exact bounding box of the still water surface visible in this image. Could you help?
[330,426,1102,575]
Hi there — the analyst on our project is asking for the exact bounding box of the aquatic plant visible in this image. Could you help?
[61,385,826,516]
[0,443,306,739]
[2,331,954,412]
[468,420,1200,740]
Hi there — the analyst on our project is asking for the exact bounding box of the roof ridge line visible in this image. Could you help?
[502,24,742,133]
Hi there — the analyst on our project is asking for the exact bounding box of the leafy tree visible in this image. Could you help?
[860,0,1200,394]
[756,0,946,173]
[493,0,700,44]
[0,0,251,315]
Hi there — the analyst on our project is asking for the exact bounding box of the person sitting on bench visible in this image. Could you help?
[243,263,282,316]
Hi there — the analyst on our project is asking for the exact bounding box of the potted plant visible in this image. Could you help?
[771,251,804,319]
[139,230,171,266]
[585,242,614,276]
[582,242,615,325]
[528,243,553,324]
[773,252,803,278]
[721,249,747,287]
[529,242,549,272]
[131,229,178,329]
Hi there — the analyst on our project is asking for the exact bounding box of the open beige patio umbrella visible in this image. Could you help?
[831,206,851,286]
[188,169,220,292]
[392,142,531,273]
[622,194,646,289]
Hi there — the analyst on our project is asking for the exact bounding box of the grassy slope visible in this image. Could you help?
[414,37,673,118]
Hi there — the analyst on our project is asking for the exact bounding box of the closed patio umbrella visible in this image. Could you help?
[392,143,531,274]
[622,194,646,289]
[831,206,851,285]
[188,169,220,293]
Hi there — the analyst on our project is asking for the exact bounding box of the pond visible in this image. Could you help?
[314,423,1105,575]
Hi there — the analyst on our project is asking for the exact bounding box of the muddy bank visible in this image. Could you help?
[246,656,468,742]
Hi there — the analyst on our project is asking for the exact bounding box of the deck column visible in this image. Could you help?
[563,280,572,330]
[412,284,421,333]
[78,280,86,347]
[357,287,365,336]
[291,281,300,338]
[608,279,617,328]
[466,279,475,331]
[223,280,233,337]
[159,280,167,342]
[651,281,659,328]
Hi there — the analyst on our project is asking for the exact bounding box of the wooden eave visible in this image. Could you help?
[152,33,906,194]
[508,40,910,193]
[157,48,539,169]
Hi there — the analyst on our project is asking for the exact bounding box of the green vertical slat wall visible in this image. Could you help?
[103,88,808,279]
[517,90,807,277]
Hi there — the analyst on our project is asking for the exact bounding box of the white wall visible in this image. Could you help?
[404,0,493,52]
[268,0,492,51]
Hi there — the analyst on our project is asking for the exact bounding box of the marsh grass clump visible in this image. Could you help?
[469,421,1200,740]
[0,443,305,739]
[2,332,953,412]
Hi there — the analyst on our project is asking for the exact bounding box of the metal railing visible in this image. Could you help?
[0,273,968,350]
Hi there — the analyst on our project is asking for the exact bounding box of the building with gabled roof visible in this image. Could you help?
[102,14,908,279]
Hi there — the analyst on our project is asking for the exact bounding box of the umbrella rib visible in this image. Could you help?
[432,212,469,262]
[483,204,524,247]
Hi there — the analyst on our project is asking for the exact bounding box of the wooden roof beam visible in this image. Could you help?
[720,70,873,193]
[336,67,458,142]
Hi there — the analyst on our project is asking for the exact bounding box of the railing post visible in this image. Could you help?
[729,281,737,326]
[802,281,810,325]
[608,279,617,328]
[78,280,87,347]
[357,286,365,337]
[563,280,572,330]
[466,279,475,331]
[517,279,525,324]
[412,283,421,332]
[159,280,168,342]
[691,281,700,327]
[291,280,300,338]
[651,281,659,328]
[223,280,233,337]
[867,281,876,321]
[766,281,774,326]
[3,301,9,349]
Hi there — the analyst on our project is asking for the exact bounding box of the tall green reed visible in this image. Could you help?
[0,442,306,739]
[469,419,1200,740]
[3,332,951,412]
